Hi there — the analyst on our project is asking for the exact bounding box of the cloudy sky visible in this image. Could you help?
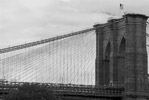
[0,0,149,47]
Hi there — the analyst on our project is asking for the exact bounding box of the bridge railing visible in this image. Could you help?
[0,82,124,97]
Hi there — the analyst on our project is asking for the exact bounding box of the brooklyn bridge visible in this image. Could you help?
[0,13,149,100]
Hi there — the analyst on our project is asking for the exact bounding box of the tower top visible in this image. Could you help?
[93,13,148,28]
[123,13,148,19]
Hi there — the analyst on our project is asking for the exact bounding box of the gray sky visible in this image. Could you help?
[0,0,149,47]
[1,0,149,83]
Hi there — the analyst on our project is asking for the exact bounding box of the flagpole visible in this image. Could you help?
[119,5,121,17]
[120,3,124,17]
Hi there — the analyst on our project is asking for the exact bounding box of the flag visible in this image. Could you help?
[120,3,124,10]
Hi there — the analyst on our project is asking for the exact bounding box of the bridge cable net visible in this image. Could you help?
[147,34,149,47]
[146,33,149,70]
[0,29,96,85]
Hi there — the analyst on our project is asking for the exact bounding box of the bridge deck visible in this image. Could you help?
[0,82,124,97]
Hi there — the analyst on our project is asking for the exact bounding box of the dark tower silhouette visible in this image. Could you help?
[94,13,149,100]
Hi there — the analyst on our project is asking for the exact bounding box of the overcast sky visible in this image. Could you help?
[0,0,149,47]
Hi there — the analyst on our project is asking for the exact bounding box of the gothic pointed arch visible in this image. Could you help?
[118,37,126,85]
[119,37,126,57]
[105,42,111,60]
[103,41,111,85]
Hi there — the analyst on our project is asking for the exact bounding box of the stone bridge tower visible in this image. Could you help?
[94,13,149,100]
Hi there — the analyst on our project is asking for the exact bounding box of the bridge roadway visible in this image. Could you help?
[0,82,124,99]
